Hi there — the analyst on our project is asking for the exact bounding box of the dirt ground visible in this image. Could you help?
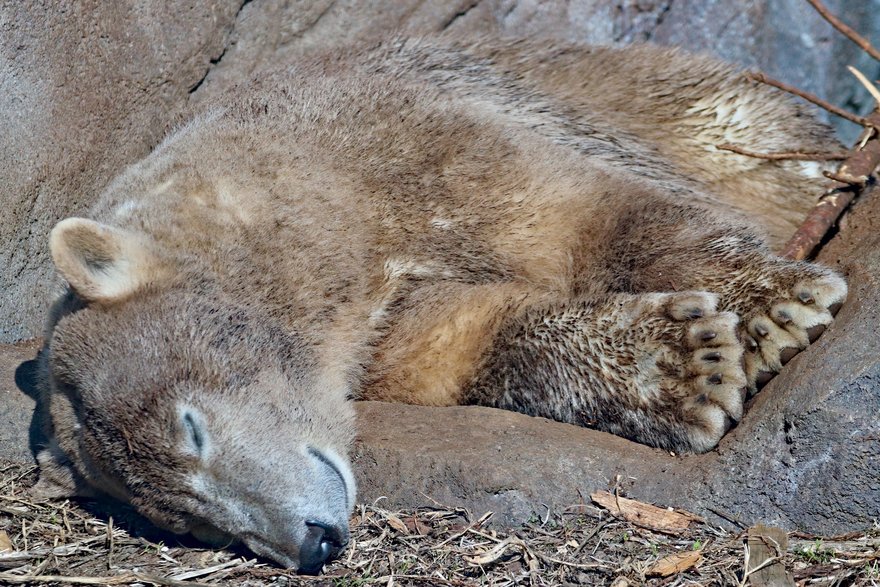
[1,460,877,587]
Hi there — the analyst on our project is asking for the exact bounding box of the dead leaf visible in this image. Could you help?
[647,549,702,577]
[385,514,409,535]
[403,515,431,536]
[0,531,12,552]
[591,491,701,534]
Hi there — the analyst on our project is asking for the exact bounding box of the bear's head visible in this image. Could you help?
[33,218,356,574]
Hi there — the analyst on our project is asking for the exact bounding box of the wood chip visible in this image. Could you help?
[746,525,794,587]
[647,549,702,577]
[590,491,701,534]
[0,531,12,552]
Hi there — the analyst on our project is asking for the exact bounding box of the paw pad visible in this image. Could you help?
[744,270,847,391]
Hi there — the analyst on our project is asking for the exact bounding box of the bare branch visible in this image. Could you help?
[747,72,871,127]
[848,66,880,106]
[716,143,849,161]
[823,169,870,186]
[805,0,880,62]
[782,112,880,260]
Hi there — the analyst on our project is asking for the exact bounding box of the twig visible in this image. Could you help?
[0,572,214,586]
[748,72,870,127]
[738,555,783,587]
[573,521,607,553]
[0,507,39,520]
[171,558,249,581]
[716,143,849,161]
[106,516,114,570]
[822,170,869,186]
[0,537,104,568]
[430,512,493,549]
[707,507,748,530]
[848,66,880,105]
[782,112,880,260]
[805,0,880,62]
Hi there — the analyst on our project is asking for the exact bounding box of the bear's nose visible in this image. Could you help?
[297,520,347,575]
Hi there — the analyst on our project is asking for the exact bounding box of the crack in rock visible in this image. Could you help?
[442,0,481,31]
[615,0,676,43]
[189,0,255,95]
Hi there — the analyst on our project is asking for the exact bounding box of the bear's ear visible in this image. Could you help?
[49,218,161,303]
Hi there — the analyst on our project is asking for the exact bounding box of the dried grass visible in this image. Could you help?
[1,460,877,586]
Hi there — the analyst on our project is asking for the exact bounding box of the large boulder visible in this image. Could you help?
[0,1,241,341]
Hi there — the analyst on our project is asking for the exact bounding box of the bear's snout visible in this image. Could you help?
[297,519,348,575]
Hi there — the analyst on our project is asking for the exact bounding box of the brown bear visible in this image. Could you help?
[33,38,847,573]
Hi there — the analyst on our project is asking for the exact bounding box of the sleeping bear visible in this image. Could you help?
[33,38,846,573]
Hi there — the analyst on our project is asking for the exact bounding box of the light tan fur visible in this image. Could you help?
[34,38,846,573]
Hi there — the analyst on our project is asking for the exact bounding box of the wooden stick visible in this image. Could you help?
[716,144,849,161]
[848,66,880,105]
[823,169,869,186]
[748,72,871,127]
[805,0,880,63]
[0,572,214,586]
[781,111,880,260]
[743,525,793,587]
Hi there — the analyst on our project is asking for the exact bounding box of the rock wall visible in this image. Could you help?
[1,1,243,342]
[194,0,880,145]
[2,0,880,343]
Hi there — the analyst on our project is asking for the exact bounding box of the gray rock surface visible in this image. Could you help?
[352,402,678,523]
[193,0,880,140]
[1,0,879,536]
[0,0,242,342]
[0,340,39,463]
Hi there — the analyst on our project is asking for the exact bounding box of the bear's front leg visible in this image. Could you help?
[463,291,748,453]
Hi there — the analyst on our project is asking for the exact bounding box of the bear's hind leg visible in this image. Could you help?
[463,291,747,453]
[600,202,848,394]
[620,229,848,394]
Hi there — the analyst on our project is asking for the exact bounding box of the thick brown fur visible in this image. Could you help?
[35,38,846,571]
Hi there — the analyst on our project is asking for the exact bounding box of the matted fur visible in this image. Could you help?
[34,38,846,571]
